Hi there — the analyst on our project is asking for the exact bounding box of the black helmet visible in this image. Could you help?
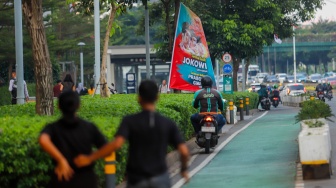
[201,76,213,88]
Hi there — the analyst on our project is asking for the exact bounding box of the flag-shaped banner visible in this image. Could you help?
[168,3,216,91]
[274,34,282,44]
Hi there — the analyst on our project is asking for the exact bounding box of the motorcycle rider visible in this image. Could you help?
[190,76,226,135]
[270,84,281,104]
[326,82,333,100]
[257,84,268,109]
[315,83,325,93]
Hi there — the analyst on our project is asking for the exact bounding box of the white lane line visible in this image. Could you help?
[172,111,269,188]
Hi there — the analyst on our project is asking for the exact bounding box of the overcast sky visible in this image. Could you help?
[313,0,336,21]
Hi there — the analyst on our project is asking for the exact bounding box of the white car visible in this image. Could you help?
[255,73,269,83]
[280,83,306,97]
[276,73,287,83]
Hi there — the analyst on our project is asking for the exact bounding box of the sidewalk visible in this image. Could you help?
[180,106,301,188]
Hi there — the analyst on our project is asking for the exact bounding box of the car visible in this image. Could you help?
[296,74,307,83]
[323,72,336,78]
[276,73,287,83]
[263,75,279,83]
[326,76,336,86]
[255,73,269,83]
[247,83,261,92]
[286,75,294,83]
[308,74,322,83]
[280,83,306,97]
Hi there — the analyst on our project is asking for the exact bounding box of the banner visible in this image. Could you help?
[168,3,216,91]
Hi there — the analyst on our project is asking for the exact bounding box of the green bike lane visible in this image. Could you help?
[182,107,301,188]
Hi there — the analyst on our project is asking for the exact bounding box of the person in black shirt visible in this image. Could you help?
[74,80,190,188]
[39,91,107,188]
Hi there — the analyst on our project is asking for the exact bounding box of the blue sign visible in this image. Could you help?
[223,64,233,74]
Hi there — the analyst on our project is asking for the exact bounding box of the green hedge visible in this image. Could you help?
[0,92,258,187]
[0,83,36,106]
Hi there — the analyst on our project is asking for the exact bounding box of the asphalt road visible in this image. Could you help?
[171,105,302,188]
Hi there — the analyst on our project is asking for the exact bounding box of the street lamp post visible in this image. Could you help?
[78,42,85,85]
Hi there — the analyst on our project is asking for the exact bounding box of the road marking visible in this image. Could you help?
[295,163,305,188]
[172,111,269,188]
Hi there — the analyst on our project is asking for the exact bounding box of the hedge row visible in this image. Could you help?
[0,84,36,106]
[0,92,258,187]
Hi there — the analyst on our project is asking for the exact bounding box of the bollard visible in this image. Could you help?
[245,97,250,116]
[310,93,315,101]
[239,98,244,121]
[229,99,234,124]
[105,152,116,188]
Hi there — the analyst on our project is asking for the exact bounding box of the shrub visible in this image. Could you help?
[295,100,334,123]
[0,83,36,106]
[0,92,258,187]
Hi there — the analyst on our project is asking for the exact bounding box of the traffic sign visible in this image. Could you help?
[223,64,233,74]
[222,53,232,63]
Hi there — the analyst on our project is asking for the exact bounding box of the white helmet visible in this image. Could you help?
[266,84,269,86]
[322,80,326,83]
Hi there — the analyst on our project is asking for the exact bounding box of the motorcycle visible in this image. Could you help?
[325,90,333,101]
[271,96,279,108]
[260,97,271,110]
[317,91,325,102]
[196,113,219,154]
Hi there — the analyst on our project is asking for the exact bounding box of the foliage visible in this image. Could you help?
[295,100,334,123]
[0,92,258,186]
[0,83,36,106]
[303,119,325,128]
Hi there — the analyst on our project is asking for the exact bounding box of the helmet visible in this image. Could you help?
[267,84,269,87]
[273,84,278,89]
[201,76,213,88]
[322,80,326,83]
[328,82,331,85]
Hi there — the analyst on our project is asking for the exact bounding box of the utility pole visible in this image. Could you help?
[293,25,297,83]
[14,0,24,104]
[145,2,150,79]
[94,0,100,93]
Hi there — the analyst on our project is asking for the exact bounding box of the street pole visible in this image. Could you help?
[78,42,85,85]
[268,47,270,74]
[145,3,150,79]
[14,0,24,104]
[274,47,277,74]
[287,60,288,75]
[94,0,100,93]
[216,59,219,89]
[293,25,297,83]
[242,59,245,91]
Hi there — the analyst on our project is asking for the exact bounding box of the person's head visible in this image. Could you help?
[11,70,16,78]
[273,84,278,89]
[138,80,159,105]
[328,82,330,85]
[266,84,269,87]
[162,80,166,85]
[63,74,73,83]
[322,80,326,84]
[201,76,213,88]
[90,84,94,89]
[58,91,80,116]
[57,80,62,85]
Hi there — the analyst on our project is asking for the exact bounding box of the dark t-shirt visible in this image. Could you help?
[41,117,107,172]
[115,110,184,185]
[62,81,74,92]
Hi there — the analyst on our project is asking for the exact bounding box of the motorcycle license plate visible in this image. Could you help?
[201,126,216,133]
[319,94,324,98]
[273,98,279,100]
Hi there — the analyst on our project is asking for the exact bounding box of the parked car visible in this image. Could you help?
[264,75,279,83]
[276,73,287,83]
[323,72,336,78]
[255,73,269,83]
[308,74,321,83]
[280,83,306,97]
[286,75,294,83]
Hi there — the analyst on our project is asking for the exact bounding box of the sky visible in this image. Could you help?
[312,0,336,21]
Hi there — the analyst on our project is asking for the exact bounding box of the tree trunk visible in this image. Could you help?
[162,0,173,53]
[22,0,54,115]
[173,0,180,34]
[232,57,241,91]
[100,3,119,97]
[244,58,250,84]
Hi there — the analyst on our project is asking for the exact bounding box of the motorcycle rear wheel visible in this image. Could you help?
[205,139,210,154]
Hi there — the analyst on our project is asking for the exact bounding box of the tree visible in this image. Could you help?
[21,0,54,115]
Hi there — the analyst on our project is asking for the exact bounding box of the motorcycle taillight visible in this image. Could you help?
[205,116,213,122]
